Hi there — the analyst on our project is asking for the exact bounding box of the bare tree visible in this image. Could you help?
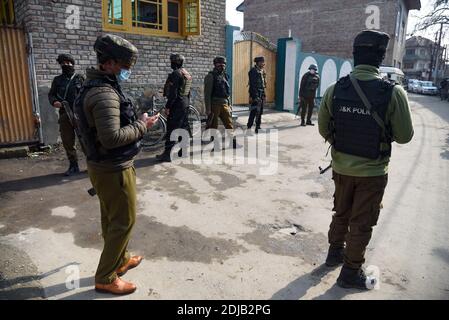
[415,0,449,32]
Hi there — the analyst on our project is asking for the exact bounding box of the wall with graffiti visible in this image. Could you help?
[275,38,353,113]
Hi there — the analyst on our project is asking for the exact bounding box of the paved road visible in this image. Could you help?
[0,93,448,300]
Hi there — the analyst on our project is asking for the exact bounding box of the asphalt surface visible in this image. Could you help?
[0,93,448,300]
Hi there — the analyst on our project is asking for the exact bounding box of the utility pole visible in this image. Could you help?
[442,45,449,79]
[429,33,436,80]
[434,23,444,83]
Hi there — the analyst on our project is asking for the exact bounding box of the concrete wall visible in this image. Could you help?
[275,38,353,113]
[15,0,226,145]
[242,0,409,67]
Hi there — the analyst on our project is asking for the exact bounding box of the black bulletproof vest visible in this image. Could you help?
[74,78,141,162]
[211,71,230,99]
[331,75,394,159]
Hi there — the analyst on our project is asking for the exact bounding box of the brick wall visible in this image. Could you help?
[16,0,226,144]
[243,0,407,66]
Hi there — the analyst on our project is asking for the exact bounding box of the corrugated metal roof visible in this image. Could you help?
[236,1,245,12]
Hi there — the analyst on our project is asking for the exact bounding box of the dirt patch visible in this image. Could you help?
[241,221,327,265]
[142,166,201,204]
[131,216,246,264]
[211,192,227,201]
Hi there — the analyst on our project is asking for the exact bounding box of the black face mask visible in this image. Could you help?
[61,65,75,74]
[215,65,225,73]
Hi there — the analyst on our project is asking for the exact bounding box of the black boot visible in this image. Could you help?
[325,247,344,267]
[336,265,376,290]
[306,120,315,126]
[64,161,80,176]
[300,119,306,126]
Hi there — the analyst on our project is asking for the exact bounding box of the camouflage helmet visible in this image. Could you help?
[309,64,318,71]
[94,34,138,68]
[56,53,75,65]
[213,56,227,65]
[170,53,185,66]
[353,30,390,52]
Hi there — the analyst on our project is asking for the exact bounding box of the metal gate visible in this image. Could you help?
[0,27,37,146]
[232,31,277,105]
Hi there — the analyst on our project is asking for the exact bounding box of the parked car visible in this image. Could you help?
[418,81,438,95]
[408,79,421,93]
[379,66,406,89]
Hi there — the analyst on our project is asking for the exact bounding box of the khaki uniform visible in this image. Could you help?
[82,68,147,284]
[209,103,233,129]
[204,69,233,130]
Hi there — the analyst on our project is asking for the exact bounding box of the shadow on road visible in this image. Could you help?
[270,264,351,300]
[0,262,89,300]
[0,171,88,194]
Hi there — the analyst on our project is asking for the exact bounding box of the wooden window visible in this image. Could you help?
[168,0,180,33]
[0,0,15,25]
[184,0,200,35]
[102,0,201,38]
[132,0,163,30]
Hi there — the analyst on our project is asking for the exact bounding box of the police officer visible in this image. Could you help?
[204,56,239,148]
[74,34,159,295]
[156,54,192,162]
[48,54,84,176]
[318,30,414,290]
[247,56,267,134]
[298,64,320,126]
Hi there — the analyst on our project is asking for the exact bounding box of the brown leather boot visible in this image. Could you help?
[95,278,137,295]
[116,256,143,276]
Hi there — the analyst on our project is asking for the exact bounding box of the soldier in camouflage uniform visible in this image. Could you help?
[298,64,320,126]
[156,54,192,162]
[48,54,84,175]
[247,56,267,134]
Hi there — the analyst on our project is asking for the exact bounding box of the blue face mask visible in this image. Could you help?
[117,69,131,82]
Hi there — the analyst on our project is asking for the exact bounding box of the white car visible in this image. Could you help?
[408,79,420,93]
[419,81,438,95]
[380,66,405,88]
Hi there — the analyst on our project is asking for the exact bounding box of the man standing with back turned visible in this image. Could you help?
[318,30,414,290]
